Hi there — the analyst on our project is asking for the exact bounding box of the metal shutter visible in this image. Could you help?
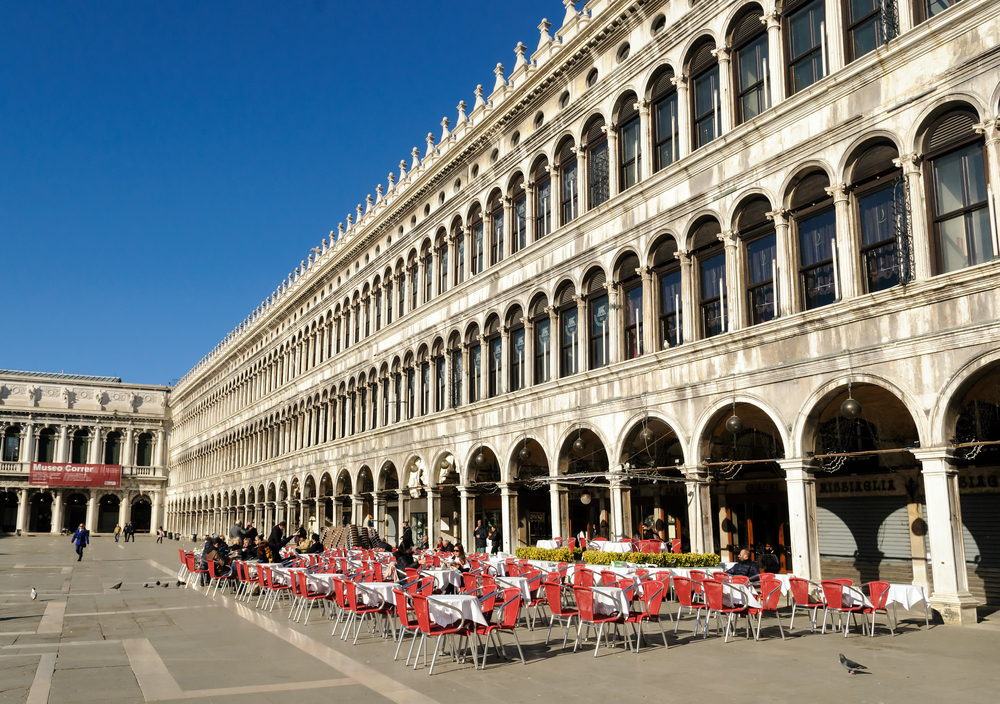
[817,497,911,561]
[960,494,999,604]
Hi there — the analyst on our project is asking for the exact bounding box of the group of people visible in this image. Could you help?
[113,522,137,542]
[196,520,327,586]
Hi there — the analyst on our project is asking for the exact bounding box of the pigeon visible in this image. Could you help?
[176,580,185,587]
[155,581,161,586]
[162,583,169,588]
[111,582,122,590]
[30,587,37,600]
[839,653,867,675]
[142,583,149,588]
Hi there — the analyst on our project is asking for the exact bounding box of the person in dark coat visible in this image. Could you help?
[304,534,324,554]
[474,519,487,552]
[243,522,258,544]
[71,523,90,561]
[726,549,762,583]
[399,521,413,551]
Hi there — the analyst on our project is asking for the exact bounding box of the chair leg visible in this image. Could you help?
[789,604,797,630]
[659,619,668,648]
[563,615,575,650]
[511,630,526,664]
[821,607,829,634]
[593,623,604,657]
[406,630,419,666]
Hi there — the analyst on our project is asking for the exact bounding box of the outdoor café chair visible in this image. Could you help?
[788,578,825,632]
[702,579,750,642]
[862,580,895,637]
[475,588,526,669]
[672,577,706,635]
[821,580,869,637]
[747,578,784,641]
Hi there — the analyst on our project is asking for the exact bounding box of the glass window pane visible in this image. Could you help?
[589,141,609,207]
[693,69,716,119]
[700,253,726,300]
[859,188,894,246]
[970,207,994,266]
[799,210,836,267]
[965,146,987,205]
[850,0,877,21]
[852,19,879,58]
[746,235,776,285]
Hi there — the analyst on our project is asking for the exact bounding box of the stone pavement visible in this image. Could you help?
[1,535,997,704]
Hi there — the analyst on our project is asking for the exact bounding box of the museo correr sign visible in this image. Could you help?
[29,463,122,488]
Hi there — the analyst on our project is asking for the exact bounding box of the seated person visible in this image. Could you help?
[726,548,761,582]
[435,537,446,552]
[452,544,469,572]
[642,526,655,540]
[304,533,324,554]
[394,543,419,575]
[442,539,455,553]
[419,534,429,551]
[375,538,393,552]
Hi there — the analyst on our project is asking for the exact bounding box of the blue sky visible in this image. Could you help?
[1,0,557,385]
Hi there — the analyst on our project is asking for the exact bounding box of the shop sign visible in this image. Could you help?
[817,477,903,497]
[957,469,1000,494]
[29,463,121,488]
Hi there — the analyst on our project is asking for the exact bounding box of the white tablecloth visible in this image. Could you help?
[593,541,637,553]
[886,583,928,610]
[592,586,630,616]
[427,595,488,627]
[420,569,462,589]
[722,583,761,609]
[495,576,532,603]
[536,540,562,550]
[355,581,398,607]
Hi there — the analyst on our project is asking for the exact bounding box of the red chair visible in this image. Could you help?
[672,577,707,635]
[592,537,608,542]
[330,577,351,636]
[567,538,576,551]
[205,559,233,597]
[475,587,526,669]
[729,575,750,585]
[572,586,626,657]
[392,589,421,664]
[788,578,824,632]
[638,540,661,554]
[862,581,895,637]
[747,579,784,641]
[259,565,292,612]
[711,571,730,581]
[343,581,385,643]
[542,578,578,649]
[295,572,329,625]
[461,572,480,594]
[573,568,596,587]
[600,570,619,587]
[702,580,750,642]
[177,549,190,580]
[821,580,868,637]
[410,594,477,675]
[183,553,207,589]
[522,569,546,630]
[625,579,669,651]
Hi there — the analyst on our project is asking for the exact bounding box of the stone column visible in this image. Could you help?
[396,489,409,534]
[636,98,652,182]
[639,266,655,355]
[780,459,822,582]
[823,0,845,74]
[118,491,129,528]
[88,428,102,465]
[15,488,29,533]
[499,326,510,394]
[374,495,386,538]
[85,492,97,533]
[500,483,515,554]
[21,423,35,465]
[604,124,619,197]
[767,208,795,315]
[671,75,690,159]
[426,487,439,545]
[674,249,695,342]
[719,230,741,331]
[351,494,364,526]
[913,449,978,625]
[604,280,621,365]
[459,486,474,550]
[574,294,589,372]
[123,427,134,467]
[763,11,785,105]
[524,181,536,245]
[712,46,732,134]
[609,474,627,541]
[825,182,859,299]
[50,489,63,534]
[973,117,1000,259]
[684,468,713,554]
[57,425,69,463]
[477,335,489,402]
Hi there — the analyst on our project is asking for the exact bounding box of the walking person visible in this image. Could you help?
[126,522,135,542]
[156,526,164,543]
[487,522,500,554]
[114,523,122,543]
[474,519,487,554]
[72,523,90,561]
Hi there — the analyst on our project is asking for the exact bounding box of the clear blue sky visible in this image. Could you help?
[1,0,557,385]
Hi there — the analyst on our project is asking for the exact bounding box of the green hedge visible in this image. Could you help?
[581,551,720,567]
[513,547,719,568]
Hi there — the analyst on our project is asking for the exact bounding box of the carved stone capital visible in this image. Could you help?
[824,182,849,202]
[893,152,922,175]
[766,208,790,226]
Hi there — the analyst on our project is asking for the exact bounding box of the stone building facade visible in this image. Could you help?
[0,371,170,534]
[165,0,1000,624]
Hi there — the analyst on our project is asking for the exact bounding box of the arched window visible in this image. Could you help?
[436,232,448,295]
[507,307,525,392]
[353,296,361,342]
[650,67,678,171]
[531,296,551,384]
[422,244,433,303]
[391,370,401,423]
[731,8,769,124]
[409,254,419,310]
[470,206,485,275]
[70,429,89,464]
[510,176,527,253]
[136,433,154,467]
[385,274,394,325]
[559,140,579,225]
[849,140,904,291]
[691,218,727,337]
[449,334,463,408]
[587,270,610,368]
[405,363,416,420]
[359,376,367,432]
[846,0,895,61]
[420,355,430,417]
[556,283,579,377]
[2,426,21,462]
[397,267,406,319]
[785,0,825,94]
[374,282,383,331]
[467,327,482,403]
[452,220,465,285]
[363,293,370,338]
[923,109,993,273]
[790,171,837,309]
[918,0,960,22]
[485,317,502,398]
[349,386,357,434]
[343,307,351,349]
[616,253,643,359]
[651,236,682,348]
[617,96,642,190]
[489,192,504,266]
[586,118,610,209]
[381,374,390,426]
[736,197,778,324]
[533,159,552,239]
[688,40,720,149]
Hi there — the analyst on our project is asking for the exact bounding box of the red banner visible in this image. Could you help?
[29,463,121,488]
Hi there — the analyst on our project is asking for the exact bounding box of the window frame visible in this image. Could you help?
[534,168,552,239]
[793,197,838,310]
[489,197,504,267]
[784,0,826,95]
[509,321,526,392]
[696,243,727,338]
[618,112,642,191]
[732,18,769,125]
[560,150,579,225]
[742,225,778,325]
[558,299,579,378]
[588,291,610,369]
[533,312,551,385]
[851,157,903,292]
[587,129,610,210]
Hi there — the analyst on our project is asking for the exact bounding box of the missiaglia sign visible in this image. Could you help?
[29,463,121,488]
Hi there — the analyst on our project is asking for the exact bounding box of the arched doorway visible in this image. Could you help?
[63,492,88,533]
[804,383,921,585]
[619,417,686,549]
[335,471,352,527]
[703,403,788,572]
[98,494,120,533]
[509,439,552,547]
[29,492,52,533]
[357,466,375,529]
[131,495,152,532]
[377,463,400,545]
[468,447,502,550]
[946,362,1000,605]
[556,428,611,540]
[1,490,17,532]
[318,474,334,531]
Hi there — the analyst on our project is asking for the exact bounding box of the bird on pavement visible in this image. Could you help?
[162,583,169,588]
[111,582,122,590]
[142,583,149,588]
[155,581,161,586]
[839,653,867,675]
[176,580,185,587]
[30,587,37,600]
